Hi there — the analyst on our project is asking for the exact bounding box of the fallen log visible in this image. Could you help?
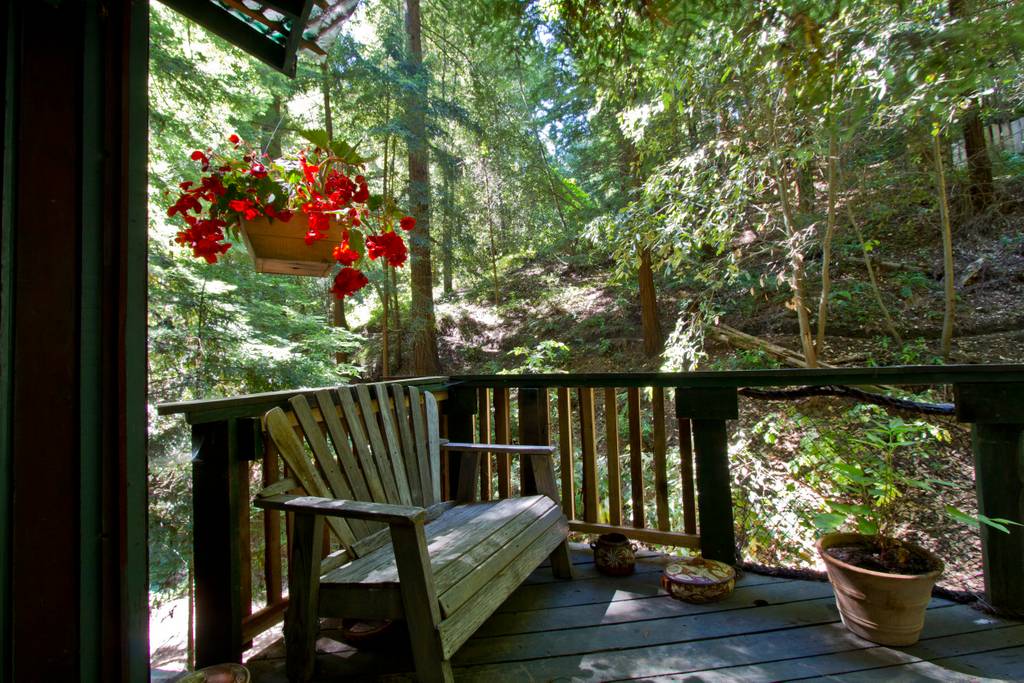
[838,255,933,275]
[711,323,836,369]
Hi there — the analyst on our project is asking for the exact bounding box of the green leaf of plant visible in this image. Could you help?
[813,513,846,531]
[858,518,879,535]
[367,194,384,212]
[295,128,331,150]
[348,228,365,258]
[329,139,373,165]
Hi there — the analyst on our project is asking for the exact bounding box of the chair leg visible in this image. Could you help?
[404,616,454,683]
[286,514,324,682]
[548,539,574,579]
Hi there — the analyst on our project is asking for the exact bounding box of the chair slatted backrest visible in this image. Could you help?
[264,383,442,558]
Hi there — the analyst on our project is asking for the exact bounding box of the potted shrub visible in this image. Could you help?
[813,413,1018,646]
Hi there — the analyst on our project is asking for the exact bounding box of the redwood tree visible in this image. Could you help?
[404,0,441,374]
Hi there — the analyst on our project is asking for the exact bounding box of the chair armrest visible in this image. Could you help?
[444,442,556,456]
[254,494,426,526]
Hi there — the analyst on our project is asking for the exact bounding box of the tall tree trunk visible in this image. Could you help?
[439,50,454,296]
[441,155,454,296]
[404,0,440,374]
[796,163,815,216]
[950,0,994,213]
[933,133,957,359]
[815,136,837,358]
[638,248,663,356]
[620,134,663,356]
[777,169,818,368]
[322,61,348,365]
[962,106,994,213]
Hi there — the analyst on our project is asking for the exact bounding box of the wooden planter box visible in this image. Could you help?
[239,216,343,277]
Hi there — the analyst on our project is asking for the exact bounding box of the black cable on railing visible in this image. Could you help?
[738,384,955,416]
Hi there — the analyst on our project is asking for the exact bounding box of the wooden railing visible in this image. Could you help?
[156,365,1024,667]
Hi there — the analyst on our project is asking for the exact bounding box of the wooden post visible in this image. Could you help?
[262,441,283,607]
[955,383,1024,615]
[676,388,738,565]
[517,388,551,495]
[191,417,253,666]
[446,386,478,502]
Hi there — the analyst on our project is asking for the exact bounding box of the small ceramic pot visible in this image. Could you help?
[591,533,638,576]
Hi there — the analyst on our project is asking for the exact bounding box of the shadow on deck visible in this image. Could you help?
[245,546,1023,681]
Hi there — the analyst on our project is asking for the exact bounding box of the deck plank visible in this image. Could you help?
[245,549,1022,683]
[639,624,1024,681]
[473,577,830,639]
[452,604,999,680]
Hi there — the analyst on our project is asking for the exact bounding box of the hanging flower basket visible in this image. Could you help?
[238,215,345,277]
[165,130,415,298]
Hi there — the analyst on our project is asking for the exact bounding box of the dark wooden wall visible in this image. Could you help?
[1,1,149,680]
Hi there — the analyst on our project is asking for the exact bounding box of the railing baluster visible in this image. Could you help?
[578,387,599,523]
[604,388,622,526]
[677,410,698,535]
[652,387,670,531]
[556,387,575,519]
[494,387,512,498]
[627,387,645,529]
[262,440,283,606]
[477,387,492,501]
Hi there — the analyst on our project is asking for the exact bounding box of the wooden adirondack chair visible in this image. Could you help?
[254,383,573,682]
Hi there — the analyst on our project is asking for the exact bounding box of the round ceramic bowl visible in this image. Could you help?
[661,557,736,604]
[171,663,249,683]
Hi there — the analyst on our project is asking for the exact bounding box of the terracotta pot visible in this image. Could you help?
[590,533,638,576]
[817,532,943,646]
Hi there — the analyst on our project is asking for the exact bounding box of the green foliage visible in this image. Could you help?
[503,340,571,373]
[809,408,953,539]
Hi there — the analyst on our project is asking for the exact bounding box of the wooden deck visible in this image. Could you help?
[246,547,1023,681]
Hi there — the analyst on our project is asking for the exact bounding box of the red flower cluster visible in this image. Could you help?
[366,230,408,267]
[175,217,230,263]
[332,242,359,267]
[332,267,369,298]
[167,134,417,301]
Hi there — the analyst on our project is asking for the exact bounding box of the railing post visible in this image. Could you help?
[191,416,260,666]
[676,387,738,565]
[955,383,1024,616]
[446,386,478,501]
[518,388,550,495]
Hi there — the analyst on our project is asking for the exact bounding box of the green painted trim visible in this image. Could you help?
[80,1,104,678]
[159,0,287,72]
[0,5,17,679]
[125,1,151,679]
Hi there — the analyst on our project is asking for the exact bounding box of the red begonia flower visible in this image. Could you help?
[331,267,369,298]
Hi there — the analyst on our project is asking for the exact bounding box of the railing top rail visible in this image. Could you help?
[156,376,449,424]
[156,365,1024,424]
[447,364,1024,389]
